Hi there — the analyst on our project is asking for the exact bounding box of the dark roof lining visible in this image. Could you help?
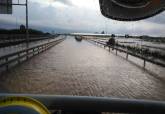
[99,0,165,21]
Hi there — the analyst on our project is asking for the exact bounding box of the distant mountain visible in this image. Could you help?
[0,28,46,35]
[0,19,105,34]
[0,20,76,34]
[140,35,165,39]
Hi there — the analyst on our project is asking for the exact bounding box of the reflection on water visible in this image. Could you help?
[0,36,165,101]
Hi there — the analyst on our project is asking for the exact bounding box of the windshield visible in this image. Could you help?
[0,0,165,103]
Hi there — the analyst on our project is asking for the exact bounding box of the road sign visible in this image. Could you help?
[0,0,12,14]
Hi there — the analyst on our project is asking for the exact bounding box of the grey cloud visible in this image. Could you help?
[145,11,165,24]
[54,0,73,5]
[0,0,165,36]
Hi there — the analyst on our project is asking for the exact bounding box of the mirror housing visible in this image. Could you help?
[99,0,165,21]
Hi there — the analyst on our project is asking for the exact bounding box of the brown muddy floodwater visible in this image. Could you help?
[0,36,165,101]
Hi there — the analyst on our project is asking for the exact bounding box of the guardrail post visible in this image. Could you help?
[48,43,50,48]
[43,45,45,51]
[126,48,128,60]
[116,49,118,55]
[50,43,52,48]
[44,45,46,50]
[51,42,54,47]
[47,44,50,49]
[144,59,146,68]
[33,48,35,56]
[5,57,8,70]
[47,44,49,49]
[26,50,29,60]
[41,46,44,52]
[38,47,40,54]
[45,44,47,50]
[18,53,21,64]
[109,46,111,52]
[126,52,128,60]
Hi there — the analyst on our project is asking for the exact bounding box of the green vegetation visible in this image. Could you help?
[116,43,165,61]
[0,28,50,35]
[139,35,165,43]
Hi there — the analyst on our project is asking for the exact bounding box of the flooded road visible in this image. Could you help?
[0,36,165,101]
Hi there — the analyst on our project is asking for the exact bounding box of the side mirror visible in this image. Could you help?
[99,0,165,21]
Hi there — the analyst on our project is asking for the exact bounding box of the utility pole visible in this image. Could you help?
[26,0,29,48]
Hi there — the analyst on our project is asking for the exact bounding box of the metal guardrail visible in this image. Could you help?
[0,94,165,113]
[88,39,165,68]
[0,38,65,71]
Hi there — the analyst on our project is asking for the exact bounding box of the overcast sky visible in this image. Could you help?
[0,0,165,36]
